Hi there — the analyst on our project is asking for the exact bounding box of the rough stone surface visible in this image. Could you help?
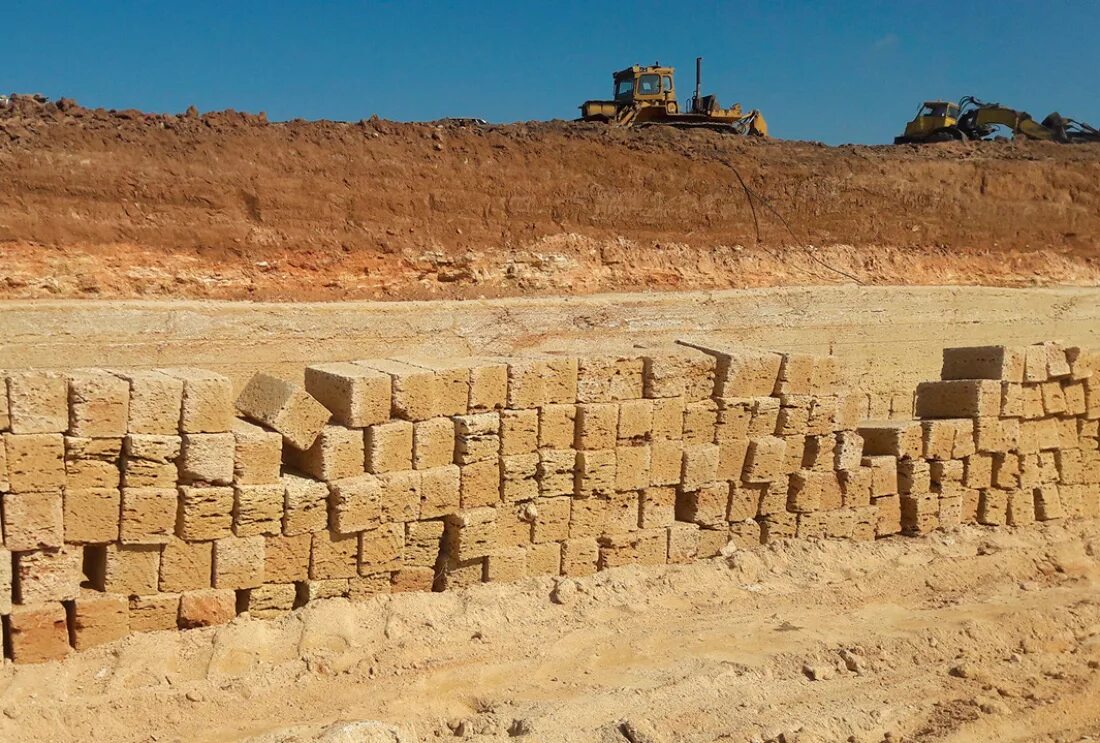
[236,372,330,450]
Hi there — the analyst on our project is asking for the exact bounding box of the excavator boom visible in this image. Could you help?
[960,99,1056,141]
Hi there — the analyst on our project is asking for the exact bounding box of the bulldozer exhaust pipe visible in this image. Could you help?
[694,57,702,102]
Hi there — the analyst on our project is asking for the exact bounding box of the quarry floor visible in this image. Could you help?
[0,520,1097,742]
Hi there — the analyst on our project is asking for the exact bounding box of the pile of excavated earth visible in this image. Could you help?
[1,94,1099,300]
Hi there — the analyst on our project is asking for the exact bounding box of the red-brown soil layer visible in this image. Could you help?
[1,95,1099,300]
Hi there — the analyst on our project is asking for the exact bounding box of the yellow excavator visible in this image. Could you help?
[895,96,1100,143]
[579,57,767,136]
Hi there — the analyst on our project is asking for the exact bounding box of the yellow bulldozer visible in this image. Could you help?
[579,57,767,136]
[895,96,1100,143]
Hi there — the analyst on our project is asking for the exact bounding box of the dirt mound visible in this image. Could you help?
[1,95,1099,300]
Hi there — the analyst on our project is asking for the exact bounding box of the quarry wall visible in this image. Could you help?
[2,286,1100,397]
[5,102,1100,304]
[1,339,1098,663]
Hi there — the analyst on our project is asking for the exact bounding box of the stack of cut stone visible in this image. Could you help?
[291,344,870,590]
[861,343,1099,537]
[3,340,1096,664]
[291,349,726,591]
[675,341,876,546]
[0,368,250,663]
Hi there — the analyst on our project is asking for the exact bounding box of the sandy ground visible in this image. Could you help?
[2,520,1098,742]
[2,286,1098,400]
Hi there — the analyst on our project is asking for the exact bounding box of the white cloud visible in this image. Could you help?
[872,33,899,51]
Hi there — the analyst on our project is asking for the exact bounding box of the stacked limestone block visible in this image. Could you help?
[292,350,721,593]
[904,343,1099,532]
[0,347,896,662]
[4,340,1098,664]
[676,342,877,547]
[858,343,1100,538]
[0,368,245,663]
[289,344,876,593]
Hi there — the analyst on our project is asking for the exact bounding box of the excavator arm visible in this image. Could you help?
[966,104,1056,141]
[956,96,1100,143]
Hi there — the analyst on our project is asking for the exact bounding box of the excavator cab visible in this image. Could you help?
[895,101,961,143]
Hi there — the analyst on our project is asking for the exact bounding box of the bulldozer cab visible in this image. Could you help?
[613,65,676,104]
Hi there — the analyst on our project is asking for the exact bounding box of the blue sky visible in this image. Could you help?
[5,1,1099,144]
